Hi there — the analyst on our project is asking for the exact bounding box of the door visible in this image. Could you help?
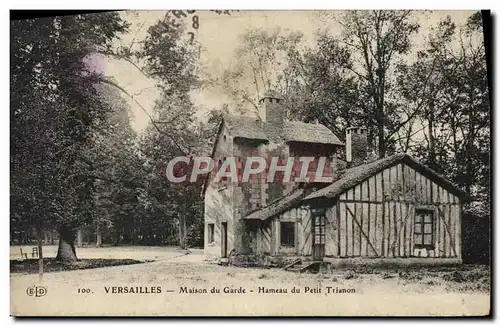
[312,214,326,261]
[221,222,228,258]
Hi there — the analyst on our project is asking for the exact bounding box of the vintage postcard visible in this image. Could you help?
[10,9,491,316]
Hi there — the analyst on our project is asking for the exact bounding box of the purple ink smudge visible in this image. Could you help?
[84,53,107,75]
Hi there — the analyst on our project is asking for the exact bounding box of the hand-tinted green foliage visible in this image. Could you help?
[11,11,489,255]
[221,10,489,216]
[11,13,129,239]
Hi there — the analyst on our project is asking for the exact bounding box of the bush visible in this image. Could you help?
[462,212,490,264]
[186,210,204,248]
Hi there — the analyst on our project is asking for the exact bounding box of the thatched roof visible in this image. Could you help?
[243,188,305,220]
[223,114,343,146]
[304,153,469,201]
[242,153,468,221]
[224,115,268,141]
[284,121,343,146]
[261,89,283,100]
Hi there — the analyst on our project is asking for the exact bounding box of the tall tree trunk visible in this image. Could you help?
[427,106,437,170]
[178,208,186,249]
[77,229,83,248]
[178,219,184,249]
[465,91,476,196]
[96,226,102,247]
[56,224,77,263]
[377,123,385,158]
[37,225,44,283]
[182,213,187,248]
[44,231,49,246]
[113,228,120,246]
[377,65,387,158]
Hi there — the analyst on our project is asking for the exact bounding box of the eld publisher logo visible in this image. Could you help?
[26,285,47,297]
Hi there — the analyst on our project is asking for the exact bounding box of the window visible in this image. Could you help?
[207,224,214,243]
[217,158,227,191]
[280,222,295,247]
[414,209,434,248]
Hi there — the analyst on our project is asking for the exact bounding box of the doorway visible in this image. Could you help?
[312,214,326,261]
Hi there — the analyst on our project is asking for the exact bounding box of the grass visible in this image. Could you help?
[10,247,491,316]
[10,245,490,293]
[10,258,151,274]
[10,244,189,260]
[319,262,491,293]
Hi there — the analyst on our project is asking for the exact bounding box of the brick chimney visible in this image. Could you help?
[346,127,368,167]
[259,90,284,142]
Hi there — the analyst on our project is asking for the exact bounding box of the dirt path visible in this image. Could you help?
[10,245,194,261]
[11,249,490,316]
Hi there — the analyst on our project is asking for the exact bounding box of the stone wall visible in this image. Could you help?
[204,123,234,259]
[232,138,267,255]
[288,141,338,185]
[265,143,291,203]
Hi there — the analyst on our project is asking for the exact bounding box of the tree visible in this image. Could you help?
[237,11,422,154]
[83,12,217,249]
[216,27,303,115]
[337,10,420,157]
[282,34,366,136]
[396,15,458,168]
[398,12,489,213]
[11,13,129,262]
[88,82,145,247]
[131,15,208,248]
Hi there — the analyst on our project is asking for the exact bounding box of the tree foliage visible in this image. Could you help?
[217,27,304,115]
[11,11,490,258]
[218,10,489,213]
[11,13,129,261]
[399,14,490,212]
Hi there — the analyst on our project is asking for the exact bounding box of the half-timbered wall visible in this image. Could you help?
[258,207,311,256]
[329,163,462,259]
[257,162,462,260]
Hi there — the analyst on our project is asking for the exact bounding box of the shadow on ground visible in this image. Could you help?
[10,258,152,274]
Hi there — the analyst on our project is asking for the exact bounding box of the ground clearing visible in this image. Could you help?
[10,245,189,261]
[10,258,151,274]
[10,246,490,316]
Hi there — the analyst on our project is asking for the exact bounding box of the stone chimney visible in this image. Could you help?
[346,127,368,167]
[259,90,284,142]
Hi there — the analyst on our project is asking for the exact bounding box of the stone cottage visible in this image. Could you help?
[203,91,468,266]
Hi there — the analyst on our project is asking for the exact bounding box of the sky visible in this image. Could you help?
[98,10,479,134]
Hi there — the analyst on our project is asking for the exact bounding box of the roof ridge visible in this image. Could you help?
[304,152,468,201]
[222,114,343,145]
